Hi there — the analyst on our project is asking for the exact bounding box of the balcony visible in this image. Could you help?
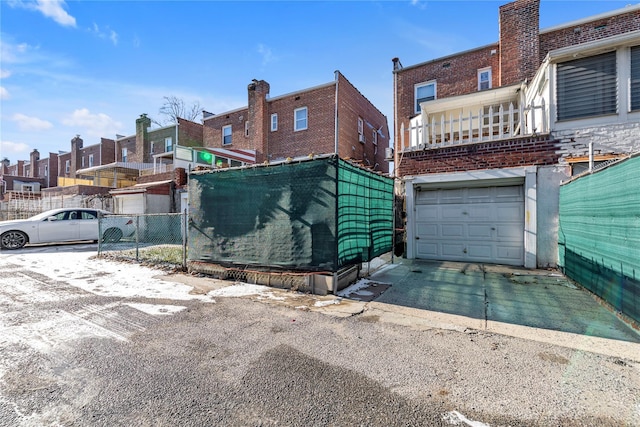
[401,84,549,151]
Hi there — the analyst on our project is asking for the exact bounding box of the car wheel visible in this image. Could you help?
[103,228,123,243]
[1,230,28,250]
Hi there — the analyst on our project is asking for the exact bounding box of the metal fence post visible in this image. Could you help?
[135,215,140,261]
[182,209,188,270]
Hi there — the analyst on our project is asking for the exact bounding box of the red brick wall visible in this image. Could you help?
[397,136,560,176]
[177,118,204,148]
[337,73,390,173]
[100,138,116,164]
[539,9,640,62]
[117,136,136,163]
[393,44,499,156]
[499,0,540,86]
[202,107,250,152]
[267,83,336,162]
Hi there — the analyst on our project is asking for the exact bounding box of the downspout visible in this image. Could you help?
[334,70,339,154]
[333,70,340,293]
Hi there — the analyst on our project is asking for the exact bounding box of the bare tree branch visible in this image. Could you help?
[155,96,202,125]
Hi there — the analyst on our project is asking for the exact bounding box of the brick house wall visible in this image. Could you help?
[117,135,136,163]
[393,0,638,174]
[203,72,389,172]
[337,73,389,172]
[397,136,560,177]
[177,118,204,149]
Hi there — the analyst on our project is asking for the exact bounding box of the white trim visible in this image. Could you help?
[404,166,537,268]
[271,113,278,131]
[222,124,232,145]
[294,106,308,131]
[478,67,492,91]
[414,80,437,114]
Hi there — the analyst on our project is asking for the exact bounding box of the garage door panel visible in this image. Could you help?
[414,185,524,266]
[442,224,464,238]
[417,223,437,238]
[468,224,493,238]
[467,245,493,259]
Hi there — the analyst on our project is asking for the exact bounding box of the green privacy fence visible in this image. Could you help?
[188,156,394,272]
[558,155,640,325]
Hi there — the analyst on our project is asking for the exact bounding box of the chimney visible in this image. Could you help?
[136,113,152,163]
[247,79,270,163]
[499,0,540,86]
[30,149,40,178]
[1,158,9,174]
[70,135,83,177]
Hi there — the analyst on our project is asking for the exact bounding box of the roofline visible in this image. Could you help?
[393,43,498,74]
[540,3,640,35]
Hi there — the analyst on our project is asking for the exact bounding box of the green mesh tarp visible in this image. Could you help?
[558,155,640,324]
[188,156,393,272]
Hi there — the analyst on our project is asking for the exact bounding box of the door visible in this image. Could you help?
[414,185,524,265]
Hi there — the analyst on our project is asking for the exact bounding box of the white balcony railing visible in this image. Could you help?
[402,99,547,151]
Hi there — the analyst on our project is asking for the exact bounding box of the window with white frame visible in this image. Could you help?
[81,156,85,168]
[372,130,378,145]
[358,117,364,135]
[294,107,308,131]
[165,137,173,152]
[245,121,250,137]
[478,67,492,91]
[222,125,232,145]
[415,81,436,113]
[150,141,155,154]
[44,165,48,177]
[89,154,94,167]
[271,113,278,131]
[65,160,70,173]
[556,51,617,121]
[122,148,128,163]
[631,45,640,111]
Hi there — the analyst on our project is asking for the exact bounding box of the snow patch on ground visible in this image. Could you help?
[208,283,280,299]
[124,303,188,316]
[443,411,491,426]
[336,278,375,298]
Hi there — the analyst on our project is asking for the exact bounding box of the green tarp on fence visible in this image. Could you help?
[559,155,640,324]
[188,156,394,272]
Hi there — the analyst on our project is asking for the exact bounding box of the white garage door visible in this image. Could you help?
[415,185,524,266]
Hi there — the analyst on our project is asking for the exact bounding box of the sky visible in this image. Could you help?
[1,0,637,164]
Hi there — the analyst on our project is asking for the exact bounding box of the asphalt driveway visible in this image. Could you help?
[365,258,640,349]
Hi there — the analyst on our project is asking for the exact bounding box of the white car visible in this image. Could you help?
[0,208,135,250]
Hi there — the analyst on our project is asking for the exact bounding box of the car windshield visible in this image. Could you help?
[28,210,69,221]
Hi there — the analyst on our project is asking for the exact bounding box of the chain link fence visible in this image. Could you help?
[98,212,187,269]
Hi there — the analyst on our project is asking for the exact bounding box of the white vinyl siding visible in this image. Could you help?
[557,51,617,121]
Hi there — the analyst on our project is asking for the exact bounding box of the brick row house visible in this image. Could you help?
[393,0,639,268]
[187,71,389,174]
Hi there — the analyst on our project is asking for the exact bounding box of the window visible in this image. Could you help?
[150,141,155,154]
[122,148,128,163]
[358,117,364,135]
[415,81,436,113]
[222,125,232,145]
[81,156,85,168]
[271,113,278,131]
[245,121,250,137]
[557,51,617,121]
[372,130,378,145]
[165,137,173,152]
[631,45,640,111]
[294,107,308,131]
[89,154,94,167]
[478,67,492,90]
[44,165,48,177]
[65,160,70,174]
[22,184,34,192]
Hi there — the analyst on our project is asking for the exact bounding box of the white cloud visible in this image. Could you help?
[257,43,275,66]
[62,108,122,137]
[0,140,30,155]
[0,87,9,100]
[9,0,76,27]
[89,23,119,46]
[0,69,11,79]
[11,113,53,131]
